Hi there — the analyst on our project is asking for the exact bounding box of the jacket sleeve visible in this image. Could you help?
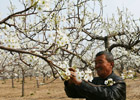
[78,80,126,100]
[64,81,85,98]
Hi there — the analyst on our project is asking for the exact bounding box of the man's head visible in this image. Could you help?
[95,51,114,78]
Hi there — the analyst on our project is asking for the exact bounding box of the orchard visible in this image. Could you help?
[0,0,139,99]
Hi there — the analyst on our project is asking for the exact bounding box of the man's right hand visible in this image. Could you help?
[68,68,82,85]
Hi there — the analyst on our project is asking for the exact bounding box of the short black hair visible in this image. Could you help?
[95,51,114,63]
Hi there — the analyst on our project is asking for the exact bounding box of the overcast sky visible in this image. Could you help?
[0,0,140,19]
[103,0,140,19]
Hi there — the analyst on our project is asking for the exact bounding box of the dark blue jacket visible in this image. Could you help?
[64,72,126,100]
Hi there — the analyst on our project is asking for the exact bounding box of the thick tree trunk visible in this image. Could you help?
[36,77,39,88]
[104,36,109,51]
[43,74,46,83]
[11,75,14,88]
[21,73,25,97]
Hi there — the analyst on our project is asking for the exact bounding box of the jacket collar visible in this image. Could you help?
[104,71,114,80]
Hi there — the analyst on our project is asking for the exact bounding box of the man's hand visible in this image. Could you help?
[68,68,82,85]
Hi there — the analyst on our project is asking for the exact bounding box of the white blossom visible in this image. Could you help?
[104,78,115,86]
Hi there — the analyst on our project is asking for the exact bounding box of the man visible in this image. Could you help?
[64,51,126,100]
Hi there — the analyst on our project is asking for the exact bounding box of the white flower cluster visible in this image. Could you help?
[121,70,136,79]
[24,55,38,66]
[56,30,71,49]
[57,61,93,82]
[47,30,71,50]
[76,68,94,82]
[104,78,116,86]
[26,0,51,11]
[2,35,20,49]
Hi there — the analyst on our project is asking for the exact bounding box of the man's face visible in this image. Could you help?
[95,54,113,78]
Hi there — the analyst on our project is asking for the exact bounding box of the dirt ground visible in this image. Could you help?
[0,74,140,100]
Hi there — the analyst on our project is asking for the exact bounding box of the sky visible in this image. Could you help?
[103,0,140,19]
[0,0,140,19]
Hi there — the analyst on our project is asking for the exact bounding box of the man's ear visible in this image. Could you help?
[110,62,114,68]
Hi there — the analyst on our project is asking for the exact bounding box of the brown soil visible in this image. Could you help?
[0,74,140,100]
